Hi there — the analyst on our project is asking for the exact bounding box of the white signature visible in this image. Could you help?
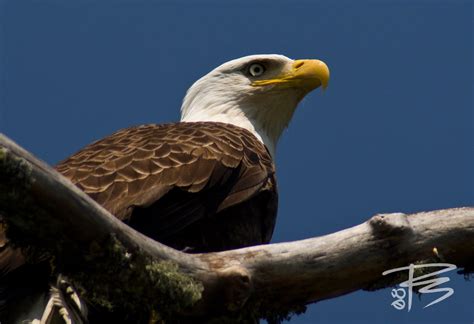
[382,263,457,311]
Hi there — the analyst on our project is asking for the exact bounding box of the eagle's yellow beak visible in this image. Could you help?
[252,59,330,91]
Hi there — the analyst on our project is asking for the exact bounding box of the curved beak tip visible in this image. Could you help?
[314,60,330,90]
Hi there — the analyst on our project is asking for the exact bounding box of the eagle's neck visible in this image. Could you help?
[181,103,300,159]
[181,93,300,158]
[179,64,305,158]
[181,107,273,154]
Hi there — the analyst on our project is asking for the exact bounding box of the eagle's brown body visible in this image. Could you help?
[0,122,278,322]
[56,121,278,252]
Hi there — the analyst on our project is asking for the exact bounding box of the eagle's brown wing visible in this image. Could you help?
[55,122,277,250]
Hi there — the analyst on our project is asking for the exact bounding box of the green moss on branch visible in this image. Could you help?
[0,148,203,321]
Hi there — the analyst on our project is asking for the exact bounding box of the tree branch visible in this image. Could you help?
[1,133,473,321]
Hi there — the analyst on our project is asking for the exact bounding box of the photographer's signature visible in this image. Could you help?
[382,263,457,311]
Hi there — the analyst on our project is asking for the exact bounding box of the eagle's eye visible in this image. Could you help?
[248,63,265,77]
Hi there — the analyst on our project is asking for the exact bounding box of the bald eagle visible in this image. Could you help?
[0,54,329,322]
[55,55,329,252]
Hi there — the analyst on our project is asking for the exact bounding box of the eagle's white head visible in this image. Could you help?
[180,54,329,157]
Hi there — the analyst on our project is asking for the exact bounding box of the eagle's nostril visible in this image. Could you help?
[294,61,305,69]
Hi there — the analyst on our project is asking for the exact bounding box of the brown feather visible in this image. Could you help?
[60,122,278,251]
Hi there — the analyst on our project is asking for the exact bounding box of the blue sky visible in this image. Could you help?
[1,0,472,323]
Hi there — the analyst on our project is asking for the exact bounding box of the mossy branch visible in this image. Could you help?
[1,133,473,322]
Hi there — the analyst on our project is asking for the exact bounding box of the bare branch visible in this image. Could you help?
[1,133,473,321]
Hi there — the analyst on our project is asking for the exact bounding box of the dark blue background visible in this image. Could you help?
[1,0,472,323]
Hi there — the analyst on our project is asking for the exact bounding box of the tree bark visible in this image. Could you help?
[0,133,473,321]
